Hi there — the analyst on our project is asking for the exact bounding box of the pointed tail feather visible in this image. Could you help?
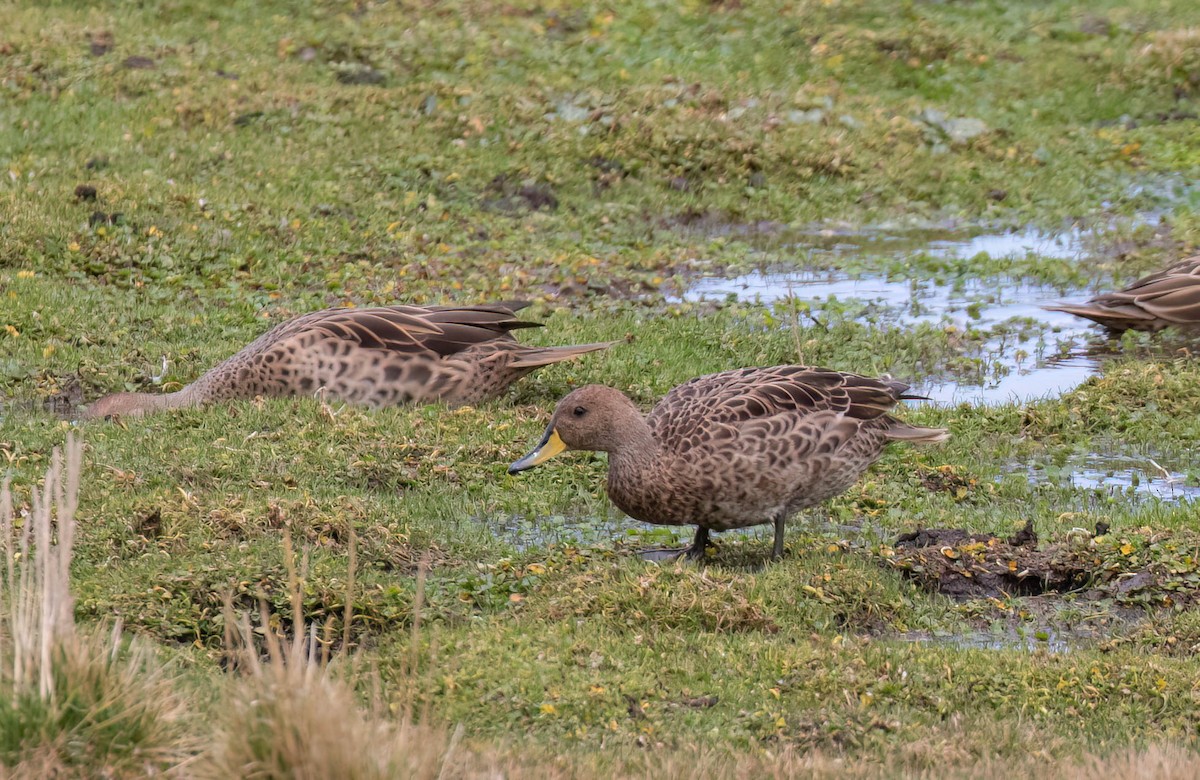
[1041,302,1152,330]
[884,422,950,444]
[490,300,541,325]
[509,341,615,368]
[880,377,934,403]
[502,319,546,331]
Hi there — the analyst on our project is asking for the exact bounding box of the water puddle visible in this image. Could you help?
[484,513,692,552]
[482,513,850,553]
[683,222,1090,261]
[1024,453,1200,503]
[684,270,1105,406]
[796,224,1089,261]
[896,627,1085,653]
[676,227,1122,406]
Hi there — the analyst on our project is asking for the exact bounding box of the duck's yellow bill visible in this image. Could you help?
[508,426,567,474]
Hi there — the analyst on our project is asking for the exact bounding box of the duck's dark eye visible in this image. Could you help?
[572,406,587,417]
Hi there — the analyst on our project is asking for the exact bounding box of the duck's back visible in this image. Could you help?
[647,366,909,448]
[193,303,540,406]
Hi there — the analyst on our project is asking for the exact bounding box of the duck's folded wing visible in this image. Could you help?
[647,365,908,453]
[1094,267,1200,325]
[302,304,541,357]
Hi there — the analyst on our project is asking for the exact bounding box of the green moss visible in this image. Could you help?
[3,0,1200,773]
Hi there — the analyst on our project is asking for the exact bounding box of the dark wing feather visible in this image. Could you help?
[1097,259,1200,324]
[647,366,906,454]
[1045,256,1200,329]
[304,307,447,355]
[404,304,544,357]
[279,303,543,358]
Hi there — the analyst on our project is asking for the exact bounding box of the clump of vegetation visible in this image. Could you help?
[202,561,422,777]
[530,558,780,633]
[201,538,513,779]
[0,436,186,776]
[1132,28,1200,97]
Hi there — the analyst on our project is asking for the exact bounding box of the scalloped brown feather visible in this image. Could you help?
[1044,255,1200,332]
[81,302,611,419]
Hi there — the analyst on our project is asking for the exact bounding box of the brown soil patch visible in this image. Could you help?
[889,523,1096,600]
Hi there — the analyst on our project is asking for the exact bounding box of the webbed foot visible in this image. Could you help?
[639,527,713,562]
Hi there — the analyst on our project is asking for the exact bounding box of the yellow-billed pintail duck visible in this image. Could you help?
[509,365,948,560]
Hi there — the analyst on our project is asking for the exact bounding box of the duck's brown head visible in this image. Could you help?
[508,385,644,473]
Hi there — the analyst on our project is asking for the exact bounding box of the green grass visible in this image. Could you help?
[3,0,1200,774]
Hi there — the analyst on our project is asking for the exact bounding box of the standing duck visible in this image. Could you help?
[1044,255,1200,332]
[82,302,610,419]
[509,365,948,560]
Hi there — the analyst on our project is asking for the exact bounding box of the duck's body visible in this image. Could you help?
[510,365,948,560]
[1045,255,1200,332]
[82,302,610,419]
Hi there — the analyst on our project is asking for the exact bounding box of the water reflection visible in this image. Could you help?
[1027,453,1200,503]
[788,225,1089,261]
[683,269,1103,406]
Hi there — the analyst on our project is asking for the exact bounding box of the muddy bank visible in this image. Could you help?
[887,523,1200,605]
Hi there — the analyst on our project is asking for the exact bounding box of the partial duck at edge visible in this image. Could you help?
[1045,255,1200,332]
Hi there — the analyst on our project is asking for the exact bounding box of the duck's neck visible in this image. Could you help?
[123,384,205,416]
[602,414,670,523]
[147,386,203,411]
[605,415,659,473]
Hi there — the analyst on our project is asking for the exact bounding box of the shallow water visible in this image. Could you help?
[897,627,1083,653]
[1026,453,1200,503]
[678,227,1115,406]
[481,512,857,553]
[795,225,1086,262]
[685,270,1104,406]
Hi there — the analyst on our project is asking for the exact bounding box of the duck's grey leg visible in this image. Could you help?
[772,514,786,560]
[684,526,711,560]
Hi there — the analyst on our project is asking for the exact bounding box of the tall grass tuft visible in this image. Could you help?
[0,434,185,776]
[1136,28,1200,97]
[202,532,495,779]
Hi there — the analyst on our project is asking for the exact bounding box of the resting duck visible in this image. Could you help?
[82,301,610,419]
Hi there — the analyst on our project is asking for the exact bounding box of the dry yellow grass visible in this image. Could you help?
[2,435,79,699]
[555,741,1200,779]
[200,537,503,779]
[0,435,187,776]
